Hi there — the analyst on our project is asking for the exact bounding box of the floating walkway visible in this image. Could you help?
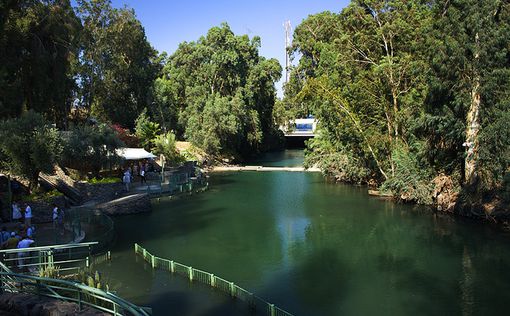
[212,165,321,173]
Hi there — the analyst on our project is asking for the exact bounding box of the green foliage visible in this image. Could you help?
[285,1,431,186]
[88,177,120,184]
[0,111,63,189]
[62,123,124,177]
[76,0,158,128]
[381,147,434,205]
[285,0,510,206]
[38,265,60,279]
[76,267,109,292]
[23,190,64,203]
[153,132,184,166]
[0,0,81,126]
[158,23,282,158]
[135,109,161,150]
[304,135,370,184]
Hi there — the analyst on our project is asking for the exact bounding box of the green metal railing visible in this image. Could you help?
[0,242,101,275]
[0,271,149,315]
[134,243,293,316]
[135,169,209,197]
[65,207,116,250]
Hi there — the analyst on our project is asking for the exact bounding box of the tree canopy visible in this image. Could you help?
[155,23,282,158]
[283,0,510,209]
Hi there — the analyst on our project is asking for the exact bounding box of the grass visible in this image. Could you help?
[88,177,121,184]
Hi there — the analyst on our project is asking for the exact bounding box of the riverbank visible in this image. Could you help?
[212,165,321,172]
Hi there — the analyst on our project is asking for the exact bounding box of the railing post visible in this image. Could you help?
[107,251,111,261]
[151,255,155,268]
[230,282,235,297]
[36,279,40,297]
[78,291,82,311]
[269,304,275,316]
[170,260,174,273]
[86,256,90,268]
[211,274,215,287]
[48,250,54,268]
[188,267,193,281]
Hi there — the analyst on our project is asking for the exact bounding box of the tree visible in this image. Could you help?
[158,23,282,158]
[0,0,81,126]
[153,132,182,166]
[62,123,124,177]
[0,111,62,190]
[134,109,160,150]
[76,0,158,128]
[425,0,510,190]
[287,1,431,184]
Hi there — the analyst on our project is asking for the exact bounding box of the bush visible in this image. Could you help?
[0,111,62,190]
[22,189,63,202]
[304,136,370,184]
[153,132,184,166]
[88,177,120,184]
[381,148,434,205]
[62,123,124,177]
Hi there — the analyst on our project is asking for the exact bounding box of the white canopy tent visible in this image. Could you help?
[116,148,156,160]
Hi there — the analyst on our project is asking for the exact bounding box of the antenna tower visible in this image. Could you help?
[284,20,292,84]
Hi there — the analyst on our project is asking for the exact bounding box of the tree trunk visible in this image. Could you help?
[464,33,480,186]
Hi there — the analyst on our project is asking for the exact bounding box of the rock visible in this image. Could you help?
[432,174,459,213]
[96,193,151,216]
[0,292,108,315]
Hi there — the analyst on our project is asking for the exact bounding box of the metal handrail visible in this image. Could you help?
[0,242,99,254]
[0,242,99,275]
[134,243,293,316]
[0,272,150,316]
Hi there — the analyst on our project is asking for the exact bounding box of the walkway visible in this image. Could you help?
[212,165,321,172]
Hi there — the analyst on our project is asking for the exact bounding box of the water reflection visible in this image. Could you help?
[102,157,510,316]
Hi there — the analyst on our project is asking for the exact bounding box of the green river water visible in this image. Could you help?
[99,150,510,316]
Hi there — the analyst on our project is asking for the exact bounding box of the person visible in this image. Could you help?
[3,232,19,250]
[24,203,32,227]
[57,208,65,236]
[0,227,10,244]
[123,170,131,191]
[26,225,35,238]
[12,202,22,222]
[18,224,26,238]
[17,236,34,269]
[140,169,146,184]
[52,204,59,229]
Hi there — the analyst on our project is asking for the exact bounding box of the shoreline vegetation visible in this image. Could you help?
[0,0,509,227]
[277,1,510,223]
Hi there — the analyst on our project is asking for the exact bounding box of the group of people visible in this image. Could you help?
[11,201,32,226]
[122,161,150,191]
[1,224,36,249]
[0,224,36,270]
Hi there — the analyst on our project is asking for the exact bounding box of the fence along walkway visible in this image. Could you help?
[0,261,150,316]
[0,242,102,275]
[134,243,293,316]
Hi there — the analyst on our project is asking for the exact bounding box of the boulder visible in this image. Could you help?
[0,292,108,315]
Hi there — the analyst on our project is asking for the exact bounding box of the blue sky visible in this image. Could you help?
[110,0,350,97]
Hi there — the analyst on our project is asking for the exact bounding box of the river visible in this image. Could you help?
[99,149,510,315]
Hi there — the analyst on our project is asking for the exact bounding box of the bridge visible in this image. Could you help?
[280,118,317,138]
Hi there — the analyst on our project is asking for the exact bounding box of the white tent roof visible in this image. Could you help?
[116,148,156,160]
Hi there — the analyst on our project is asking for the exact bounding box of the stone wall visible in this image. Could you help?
[96,193,151,216]
[77,182,125,205]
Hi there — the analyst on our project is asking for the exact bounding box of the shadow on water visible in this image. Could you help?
[111,203,226,253]
[255,248,350,316]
